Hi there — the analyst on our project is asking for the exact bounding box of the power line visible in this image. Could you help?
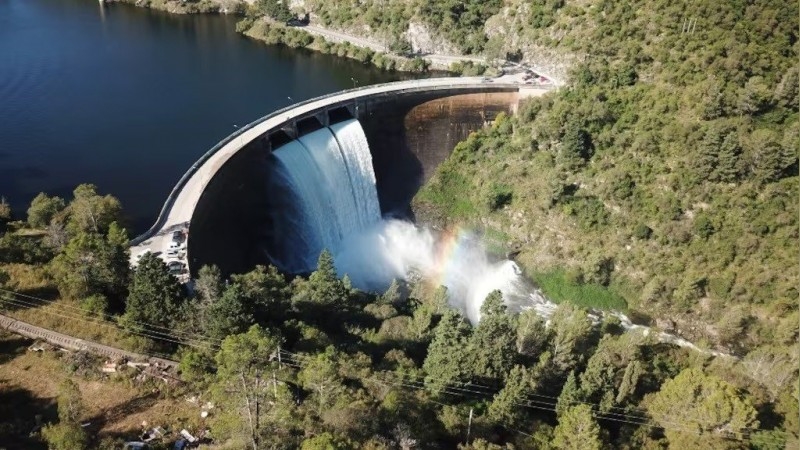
[233,355,789,447]
[0,290,791,446]
[0,294,215,353]
[0,287,221,346]
[280,348,673,423]
[277,347,786,441]
[275,351,792,445]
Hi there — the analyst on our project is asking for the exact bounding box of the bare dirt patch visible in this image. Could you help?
[0,330,189,446]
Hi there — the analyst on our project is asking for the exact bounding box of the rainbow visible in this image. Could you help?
[427,225,476,292]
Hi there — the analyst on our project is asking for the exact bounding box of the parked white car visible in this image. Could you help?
[163,240,185,257]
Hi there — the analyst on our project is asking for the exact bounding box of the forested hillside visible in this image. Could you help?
[417,1,797,351]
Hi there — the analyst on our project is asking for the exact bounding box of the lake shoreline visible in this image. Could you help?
[100,0,470,74]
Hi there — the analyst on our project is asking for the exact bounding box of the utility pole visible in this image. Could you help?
[682,17,698,34]
[465,407,474,445]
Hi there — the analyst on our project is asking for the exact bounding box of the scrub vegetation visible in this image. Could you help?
[415,0,798,356]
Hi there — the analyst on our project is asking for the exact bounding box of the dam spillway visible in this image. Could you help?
[271,120,381,272]
[156,79,542,278]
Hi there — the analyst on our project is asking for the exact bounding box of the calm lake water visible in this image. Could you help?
[0,0,403,232]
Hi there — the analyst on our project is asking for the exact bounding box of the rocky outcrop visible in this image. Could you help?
[484,5,577,81]
[405,22,460,56]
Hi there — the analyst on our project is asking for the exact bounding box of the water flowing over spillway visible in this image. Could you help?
[273,119,381,271]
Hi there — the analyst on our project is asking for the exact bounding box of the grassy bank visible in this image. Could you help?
[108,0,489,75]
[530,269,628,311]
[0,330,187,447]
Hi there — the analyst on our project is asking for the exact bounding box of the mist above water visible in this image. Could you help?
[333,219,553,324]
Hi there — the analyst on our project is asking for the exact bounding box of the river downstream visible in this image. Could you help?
[0,0,403,232]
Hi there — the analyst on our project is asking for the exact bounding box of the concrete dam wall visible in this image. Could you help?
[187,88,520,276]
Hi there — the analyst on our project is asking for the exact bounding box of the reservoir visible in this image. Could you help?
[0,0,402,232]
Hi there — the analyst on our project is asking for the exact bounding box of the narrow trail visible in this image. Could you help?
[0,313,177,368]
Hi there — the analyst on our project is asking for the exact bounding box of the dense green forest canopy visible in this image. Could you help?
[2,207,796,448]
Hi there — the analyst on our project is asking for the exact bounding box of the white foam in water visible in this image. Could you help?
[334,219,552,324]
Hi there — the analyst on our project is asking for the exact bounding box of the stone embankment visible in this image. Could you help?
[0,313,177,368]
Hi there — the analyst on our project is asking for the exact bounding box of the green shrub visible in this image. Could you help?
[532,269,628,310]
[632,223,652,240]
[486,183,513,211]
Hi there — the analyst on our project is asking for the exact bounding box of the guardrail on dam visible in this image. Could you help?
[130,77,551,277]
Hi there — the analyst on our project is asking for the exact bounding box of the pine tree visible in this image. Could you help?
[206,283,255,341]
[556,371,582,415]
[423,309,472,394]
[549,304,595,374]
[648,368,759,444]
[558,120,592,171]
[516,309,549,357]
[195,264,223,305]
[231,265,291,323]
[123,252,185,334]
[381,278,403,305]
[615,360,643,404]
[307,250,348,305]
[26,192,65,228]
[215,325,290,450]
[103,221,130,310]
[488,365,535,428]
[714,133,743,182]
[66,184,122,234]
[297,349,346,415]
[694,125,722,181]
[774,66,799,109]
[50,223,129,305]
[553,404,602,450]
[750,137,788,185]
[469,290,517,380]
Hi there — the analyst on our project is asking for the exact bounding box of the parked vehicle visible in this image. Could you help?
[167,261,184,275]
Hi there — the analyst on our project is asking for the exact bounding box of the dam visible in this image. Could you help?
[130,77,550,279]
